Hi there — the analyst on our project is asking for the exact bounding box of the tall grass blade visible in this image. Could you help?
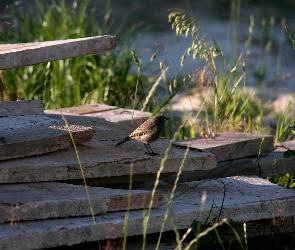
[142,117,188,249]
[141,67,169,112]
[151,86,183,116]
[285,25,295,49]
[183,218,228,250]
[214,228,226,250]
[156,146,190,249]
[224,221,246,250]
[59,109,100,250]
[122,164,133,250]
[243,222,248,250]
[131,50,142,127]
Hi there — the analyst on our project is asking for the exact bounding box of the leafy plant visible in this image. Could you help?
[168,9,265,135]
[274,104,295,143]
[283,149,295,158]
[268,173,295,189]
[1,0,148,109]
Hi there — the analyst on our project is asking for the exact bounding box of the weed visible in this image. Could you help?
[1,0,147,109]
[268,173,295,189]
[168,8,265,136]
[60,110,100,249]
[274,104,295,143]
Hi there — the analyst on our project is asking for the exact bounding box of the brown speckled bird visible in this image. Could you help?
[115,114,170,156]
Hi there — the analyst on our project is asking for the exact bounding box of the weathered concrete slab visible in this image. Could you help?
[219,216,294,240]
[4,216,292,250]
[254,140,295,176]
[0,115,95,160]
[0,100,44,116]
[0,114,217,184]
[85,216,295,249]
[277,140,295,150]
[174,133,274,162]
[0,182,164,223]
[254,151,295,177]
[45,104,151,126]
[162,158,259,183]
[0,139,217,184]
[0,176,294,249]
[50,104,119,115]
[0,36,117,70]
[163,143,295,182]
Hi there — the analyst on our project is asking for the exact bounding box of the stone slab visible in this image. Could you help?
[0,114,217,183]
[0,100,44,116]
[45,104,151,126]
[163,143,295,182]
[277,140,295,150]
[0,115,95,160]
[0,36,117,70]
[0,176,294,249]
[254,151,295,177]
[52,104,119,115]
[84,216,295,249]
[162,158,259,183]
[174,133,274,162]
[0,182,164,223]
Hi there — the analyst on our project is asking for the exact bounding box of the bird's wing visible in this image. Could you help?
[129,120,155,138]
[129,128,146,138]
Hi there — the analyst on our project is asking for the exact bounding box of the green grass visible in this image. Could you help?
[161,8,267,139]
[0,0,148,110]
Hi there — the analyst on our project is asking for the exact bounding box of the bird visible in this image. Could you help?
[115,114,170,156]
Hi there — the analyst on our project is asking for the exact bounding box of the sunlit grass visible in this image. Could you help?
[1,0,148,110]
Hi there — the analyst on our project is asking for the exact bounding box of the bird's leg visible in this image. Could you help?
[144,144,153,155]
[147,144,159,155]
[144,144,159,156]
[0,136,5,143]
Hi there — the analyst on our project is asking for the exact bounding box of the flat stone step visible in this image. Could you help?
[258,151,295,177]
[277,140,295,150]
[0,182,164,223]
[0,100,44,116]
[163,144,295,183]
[0,36,116,70]
[1,176,294,249]
[0,114,217,184]
[162,158,258,183]
[174,132,274,162]
[0,115,95,160]
[45,104,151,126]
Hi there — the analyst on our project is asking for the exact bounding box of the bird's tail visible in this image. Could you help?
[115,137,131,147]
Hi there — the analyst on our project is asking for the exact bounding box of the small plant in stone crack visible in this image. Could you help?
[183,182,246,250]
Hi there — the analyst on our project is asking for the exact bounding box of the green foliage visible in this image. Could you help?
[271,26,295,190]
[151,86,183,117]
[1,0,147,109]
[187,180,246,250]
[284,149,295,158]
[168,9,224,62]
[268,173,295,189]
[199,74,264,132]
[285,24,295,50]
[272,117,295,189]
[168,9,264,135]
[275,105,295,143]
